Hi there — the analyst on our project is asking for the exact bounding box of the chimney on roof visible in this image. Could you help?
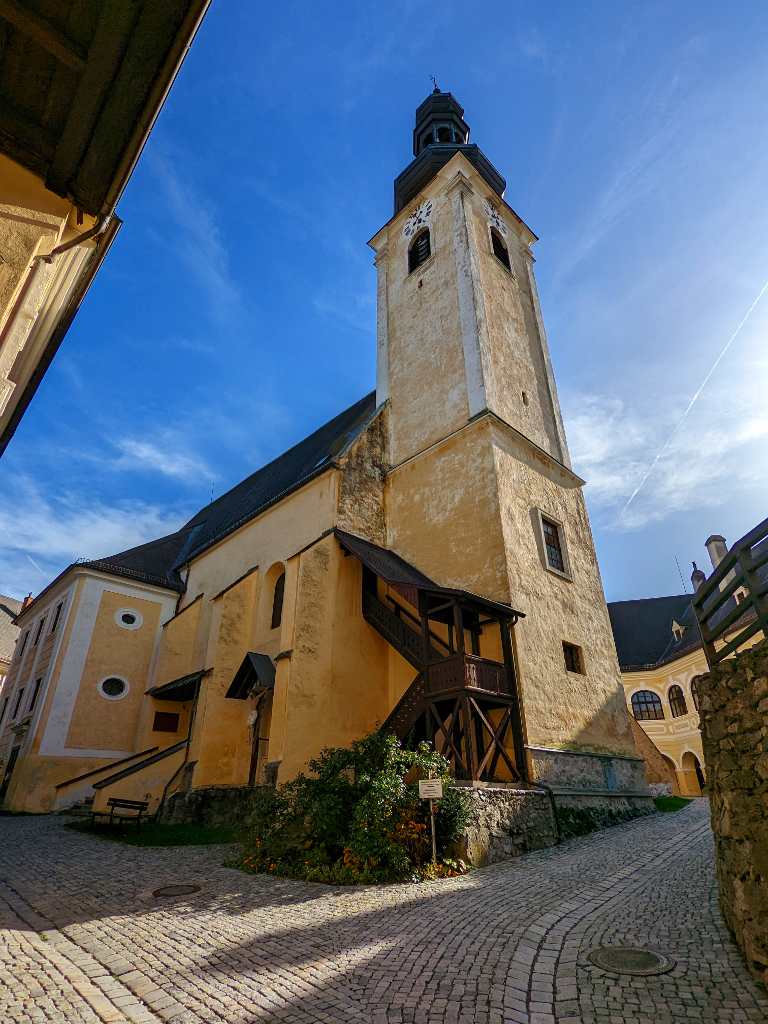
[691,562,706,592]
[705,535,728,570]
[20,592,33,611]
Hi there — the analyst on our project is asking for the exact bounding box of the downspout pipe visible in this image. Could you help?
[33,215,111,264]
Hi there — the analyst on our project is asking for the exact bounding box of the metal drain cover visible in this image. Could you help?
[152,884,201,898]
[588,947,674,976]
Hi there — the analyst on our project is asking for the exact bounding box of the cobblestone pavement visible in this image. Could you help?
[0,799,765,1024]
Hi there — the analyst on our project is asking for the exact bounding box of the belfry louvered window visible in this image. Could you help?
[491,229,511,270]
[668,685,687,718]
[408,229,431,274]
[631,690,664,721]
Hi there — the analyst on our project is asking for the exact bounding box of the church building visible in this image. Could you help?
[0,90,650,817]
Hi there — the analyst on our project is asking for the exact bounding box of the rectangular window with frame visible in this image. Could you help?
[28,678,42,713]
[540,515,569,576]
[0,697,8,725]
[563,642,584,674]
[18,631,29,658]
[33,617,45,646]
[12,688,24,719]
[50,602,63,634]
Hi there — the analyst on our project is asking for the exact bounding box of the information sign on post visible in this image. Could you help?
[418,779,443,865]
[418,779,443,800]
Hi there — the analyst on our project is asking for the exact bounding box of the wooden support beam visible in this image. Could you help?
[0,0,86,71]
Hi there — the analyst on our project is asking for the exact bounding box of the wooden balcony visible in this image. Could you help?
[426,654,512,697]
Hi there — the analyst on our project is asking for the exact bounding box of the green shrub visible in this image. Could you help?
[235,730,471,884]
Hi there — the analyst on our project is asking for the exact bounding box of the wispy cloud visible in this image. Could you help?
[0,477,187,598]
[112,437,213,481]
[566,367,768,531]
[147,148,241,319]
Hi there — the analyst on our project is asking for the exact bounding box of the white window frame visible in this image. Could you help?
[536,509,572,581]
[97,675,131,701]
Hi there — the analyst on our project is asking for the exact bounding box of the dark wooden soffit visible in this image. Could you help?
[0,0,212,216]
[334,529,525,623]
[146,667,211,703]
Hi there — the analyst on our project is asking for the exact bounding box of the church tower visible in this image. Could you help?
[370,90,638,767]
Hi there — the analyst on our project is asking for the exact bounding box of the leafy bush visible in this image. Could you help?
[235,730,471,884]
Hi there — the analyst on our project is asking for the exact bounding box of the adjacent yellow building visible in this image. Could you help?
[608,532,767,797]
[0,90,652,822]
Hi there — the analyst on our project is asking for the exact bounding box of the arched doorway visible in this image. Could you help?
[681,751,704,796]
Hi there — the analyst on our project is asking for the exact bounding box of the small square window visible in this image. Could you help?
[563,642,583,674]
[153,711,180,733]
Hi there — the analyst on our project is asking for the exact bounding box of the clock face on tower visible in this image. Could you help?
[402,200,434,239]
[482,199,507,236]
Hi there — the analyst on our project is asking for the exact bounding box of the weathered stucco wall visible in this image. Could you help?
[698,642,768,989]
[492,425,635,757]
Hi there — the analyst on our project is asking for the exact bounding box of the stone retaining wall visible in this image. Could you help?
[698,641,768,989]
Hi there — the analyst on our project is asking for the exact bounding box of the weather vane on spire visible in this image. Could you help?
[429,75,439,92]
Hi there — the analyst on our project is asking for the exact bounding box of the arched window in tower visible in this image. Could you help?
[690,675,702,712]
[408,229,431,274]
[436,125,452,143]
[668,684,688,718]
[421,131,434,151]
[491,229,511,270]
[631,690,664,721]
[271,572,285,630]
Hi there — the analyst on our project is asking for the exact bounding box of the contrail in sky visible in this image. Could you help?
[617,275,768,524]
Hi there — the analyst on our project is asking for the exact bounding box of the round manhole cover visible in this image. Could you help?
[588,948,674,976]
[152,884,201,898]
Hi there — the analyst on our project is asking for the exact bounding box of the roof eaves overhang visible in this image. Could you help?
[146,668,212,702]
[334,529,524,622]
[225,652,276,700]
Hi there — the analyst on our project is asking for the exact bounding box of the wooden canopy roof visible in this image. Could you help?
[0,0,211,216]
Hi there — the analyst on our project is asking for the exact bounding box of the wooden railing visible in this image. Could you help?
[692,517,768,667]
[426,654,511,696]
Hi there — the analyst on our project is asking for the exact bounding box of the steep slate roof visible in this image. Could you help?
[607,594,694,669]
[19,394,379,618]
[609,539,768,672]
[0,595,22,665]
[173,392,378,568]
[81,528,196,592]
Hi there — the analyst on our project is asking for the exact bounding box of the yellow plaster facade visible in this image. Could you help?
[1,93,648,817]
[0,153,107,443]
[622,649,707,798]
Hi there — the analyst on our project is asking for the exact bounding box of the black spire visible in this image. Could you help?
[393,89,506,214]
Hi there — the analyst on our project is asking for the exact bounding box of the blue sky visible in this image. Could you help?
[1,0,767,604]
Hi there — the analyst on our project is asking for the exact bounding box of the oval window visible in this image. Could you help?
[98,676,130,701]
[115,608,143,630]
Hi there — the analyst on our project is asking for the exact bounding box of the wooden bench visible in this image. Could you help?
[90,798,149,834]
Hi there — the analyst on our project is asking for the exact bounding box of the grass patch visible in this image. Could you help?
[63,818,238,847]
[653,796,693,813]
